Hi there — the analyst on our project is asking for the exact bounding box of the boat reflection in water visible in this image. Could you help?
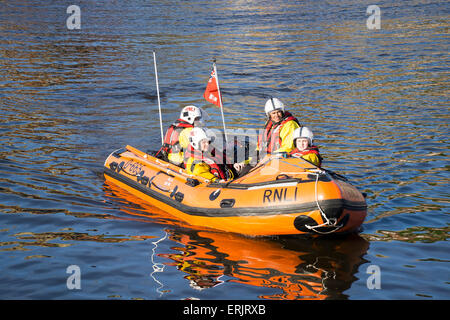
[104,181,369,300]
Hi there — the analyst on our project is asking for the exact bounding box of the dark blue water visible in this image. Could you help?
[0,0,448,300]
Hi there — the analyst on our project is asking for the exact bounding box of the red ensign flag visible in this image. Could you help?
[203,69,222,108]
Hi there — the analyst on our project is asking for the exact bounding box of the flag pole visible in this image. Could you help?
[153,51,164,145]
[213,60,228,143]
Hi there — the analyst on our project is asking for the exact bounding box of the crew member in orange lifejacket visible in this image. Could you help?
[184,127,233,183]
[234,98,300,175]
[158,105,204,166]
[257,97,301,155]
[289,126,322,167]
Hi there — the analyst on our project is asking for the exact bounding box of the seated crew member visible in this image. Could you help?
[234,97,300,174]
[184,127,233,183]
[289,126,322,167]
[158,105,204,166]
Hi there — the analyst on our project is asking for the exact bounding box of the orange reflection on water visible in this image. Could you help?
[104,180,369,300]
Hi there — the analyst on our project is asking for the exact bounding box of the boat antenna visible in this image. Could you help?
[153,51,164,145]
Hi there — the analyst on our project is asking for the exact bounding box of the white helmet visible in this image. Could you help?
[293,126,314,146]
[264,98,285,115]
[189,127,211,150]
[180,105,203,124]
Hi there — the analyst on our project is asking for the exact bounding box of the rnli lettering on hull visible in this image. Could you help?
[263,187,298,203]
[123,160,144,176]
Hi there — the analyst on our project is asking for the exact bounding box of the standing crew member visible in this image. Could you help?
[159,105,204,166]
[289,126,322,167]
[234,97,300,174]
[257,97,301,155]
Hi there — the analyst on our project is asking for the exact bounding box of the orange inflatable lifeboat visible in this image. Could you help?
[103,145,367,236]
